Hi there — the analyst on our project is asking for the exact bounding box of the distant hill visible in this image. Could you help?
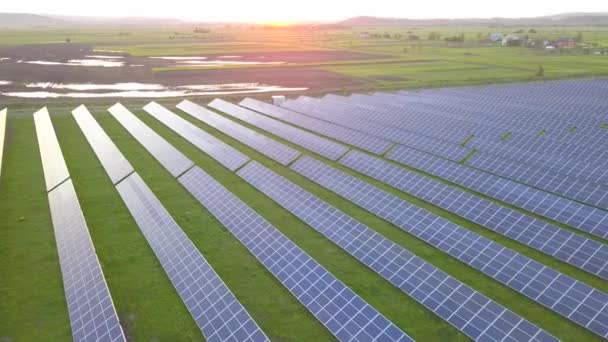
[340,13,608,27]
[0,13,66,28]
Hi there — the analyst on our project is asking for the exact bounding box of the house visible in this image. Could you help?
[501,35,521,46]
[554,37,577,49]
[490,32,504,42]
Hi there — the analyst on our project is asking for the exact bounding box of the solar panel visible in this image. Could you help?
[179,166,413,342]
[49,180,126,342]
[0,108,6,178]
[237,161,558,342]
[212,98,349,161]
[73,107,268,341]
[177,100,301,165]
[467,151,608,210]
[142,102,249,171]
[339,150,608,279]
[290,155,608,339]
[386,145,608,239]
[116,173,269,342]
[108,103,194,178]
[238,98,393,155]
[33,107,70,191]
[34,109,126,342]
[72,105,134,184]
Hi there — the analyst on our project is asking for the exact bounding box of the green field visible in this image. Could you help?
[1,99,606,341]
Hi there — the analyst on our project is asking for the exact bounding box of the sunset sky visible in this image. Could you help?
[3,0,606,23]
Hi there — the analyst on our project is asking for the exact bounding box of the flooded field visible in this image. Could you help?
[0,81,307,98]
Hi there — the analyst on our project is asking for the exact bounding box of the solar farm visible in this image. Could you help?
[0,78,607,342]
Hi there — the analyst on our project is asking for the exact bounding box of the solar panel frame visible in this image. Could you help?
[179,166,413,342]
[237,161,558,342]
[116,173,269,342]
[177,100,301,166]
[108,103,194,178]
[143,102,249,171]
[34,107,70,191]
[290,155,608,339]
[216,98,349,161]
[72,105,134,185]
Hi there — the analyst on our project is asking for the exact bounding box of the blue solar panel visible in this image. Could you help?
[290,155,608,339]
[108,103,194,177]
[237,161,558,342]
[177,100,301,165]
[386,145,608,239]
[216,98,349,160]
[143,102,249,171]
[179,166,412,342]
[339,150,607,279]
[35,108,126,342]
[238,98,393,155]
[117,173,269,342]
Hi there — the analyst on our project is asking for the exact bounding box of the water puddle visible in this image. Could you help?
[149,56,208,60]
[26,82,165,91]
[0,81,12,86]
[85,55,125,59]
[218,55,243,58]
[0,58,10,62]
[2,82,307,98]
[176,60,285,66]
[20,59,126,67]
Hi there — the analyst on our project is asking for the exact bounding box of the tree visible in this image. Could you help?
[536,65,544,77]
[528,28,537,33]
[65,38,71,43]
[427,32,441,40]
[576,32,583,42]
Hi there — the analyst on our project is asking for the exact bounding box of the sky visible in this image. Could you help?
[4,0,607,23]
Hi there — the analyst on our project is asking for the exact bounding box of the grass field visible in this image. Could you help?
[1,99,606,341]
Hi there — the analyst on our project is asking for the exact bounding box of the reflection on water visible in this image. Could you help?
[2,82,307,98]
[85,55,125,59]
[26,82,165,91]
[0,58,10,62]
[218,56,243,58]
[0,81,12,85]
[177,60,285,66]
[21,59,126,67]
[150,56,208,60]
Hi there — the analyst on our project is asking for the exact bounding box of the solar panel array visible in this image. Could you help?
[177,100,301,165]
[180,167,413,342]
[34,108,126,342]
[290,155,608,338]
[238,98,394,155]
[0,108,6,178]
[467,151,608,210]
[385,145,608,239]
[110,103,412,342]
[238,161,558,342]
[339,150,608,279]
[72,106,269,342]
[281,98,472,162]
[143,101,249,171]
[212,98,349,160]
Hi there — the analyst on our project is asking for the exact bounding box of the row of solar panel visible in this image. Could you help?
[161,99,606,338]
[33,108,127,342]
[237,98,608,239]
[129,101,559,341]
[106,104,415,342]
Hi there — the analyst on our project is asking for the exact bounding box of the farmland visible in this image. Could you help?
[1,19,608,342]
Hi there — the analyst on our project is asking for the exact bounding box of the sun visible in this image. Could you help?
[264,20,293,27]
